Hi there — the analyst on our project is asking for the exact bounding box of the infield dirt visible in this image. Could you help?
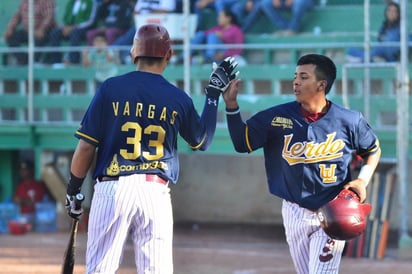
[0,224,411,274]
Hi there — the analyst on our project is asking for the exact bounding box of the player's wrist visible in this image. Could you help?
[225,106,240,115]
[68,172,84,195]
[357,164,374,186]
[204,86,221,99]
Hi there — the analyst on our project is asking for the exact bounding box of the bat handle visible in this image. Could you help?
[74,193,84,211]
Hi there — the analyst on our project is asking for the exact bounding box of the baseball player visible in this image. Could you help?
[222,53,381,273]
[65,24,238,273]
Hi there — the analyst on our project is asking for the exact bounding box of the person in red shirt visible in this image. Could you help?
[13,160,47,226]
[186,8,245,65]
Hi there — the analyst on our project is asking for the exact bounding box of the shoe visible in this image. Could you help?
[51,63,66,69]
[372,56,386,63]
[346,55,362,63]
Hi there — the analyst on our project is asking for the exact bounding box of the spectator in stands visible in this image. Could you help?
[346,1,400,63]
[48,0,98,65]
[3,0,56,65]
[195,0,244,31]
[242,0,315,35]
[86,0,133,46]
[113,0,175,64]
[231,0,260,25]
[83,32,118,89]
[194,0,216,31]
[13,160,48,227]
[188,8,245,65]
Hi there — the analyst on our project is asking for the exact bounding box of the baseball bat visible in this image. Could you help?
[377,172,397,259]
[62,193,84,274]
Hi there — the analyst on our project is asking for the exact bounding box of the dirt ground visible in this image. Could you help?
[1,223,412,274]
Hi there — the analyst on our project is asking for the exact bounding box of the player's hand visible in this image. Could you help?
[222,79,242,109]
[204,56,239,98]
[344,179,367,203]
[65,193,84,220]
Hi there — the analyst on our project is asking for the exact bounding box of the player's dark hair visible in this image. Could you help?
[297,54,336,94]
[133,56,163,65]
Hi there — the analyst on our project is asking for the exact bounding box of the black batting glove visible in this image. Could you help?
[66,173,85,220]
[65,193,84,220]
[204,56,239,98]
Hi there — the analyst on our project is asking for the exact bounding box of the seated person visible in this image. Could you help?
[347,1,401,63]
[83,32,118,89]
[13,160,48,227]
[242,0,315,35]
[188,8,245,65]
[194,0,216,31]
[3,0,56,65]
[231,0,260,25]
[48,0,98,65]
[86,0,133,45]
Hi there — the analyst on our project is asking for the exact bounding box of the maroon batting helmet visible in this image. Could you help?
[130,24,172,61]
[317,189,372,240]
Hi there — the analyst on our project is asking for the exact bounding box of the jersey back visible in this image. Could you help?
[75,71,206,183]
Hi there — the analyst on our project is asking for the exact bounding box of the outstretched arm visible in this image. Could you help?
[193,57,240,151]
[222,79,250,153]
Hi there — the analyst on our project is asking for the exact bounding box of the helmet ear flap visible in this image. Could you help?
[360,203,372,216]
[130,45,137,64]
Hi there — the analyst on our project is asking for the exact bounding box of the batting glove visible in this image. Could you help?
[204,56,240,98]
[65,193,84,220]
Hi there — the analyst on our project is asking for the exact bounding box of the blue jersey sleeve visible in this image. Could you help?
[74,84,106,146]
[178,95,220,151]
[226,108,250,153]
[355,114,380,157]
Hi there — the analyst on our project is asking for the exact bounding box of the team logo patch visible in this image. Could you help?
[282,132,345,165]
[317,212,325,222]
[106,154,120,176]
[207,98,217,106]
[210,76,223,88]
[271,116,293,129]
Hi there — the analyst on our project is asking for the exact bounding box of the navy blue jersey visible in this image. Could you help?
[75,71,219,184]
[227,101,380,210]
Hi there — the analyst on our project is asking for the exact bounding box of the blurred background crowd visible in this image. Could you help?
[1,0,404,70]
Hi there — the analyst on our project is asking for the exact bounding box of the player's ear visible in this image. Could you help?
[165,49,173,62]
[318,80,327,92]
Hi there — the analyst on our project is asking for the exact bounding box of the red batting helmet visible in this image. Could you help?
[317,189,372,240]
[130,24,172,61]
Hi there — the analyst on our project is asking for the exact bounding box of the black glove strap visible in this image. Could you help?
[204,87,221,99]
[68,172,84,195]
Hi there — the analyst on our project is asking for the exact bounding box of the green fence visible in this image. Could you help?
[0,63,410,160]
